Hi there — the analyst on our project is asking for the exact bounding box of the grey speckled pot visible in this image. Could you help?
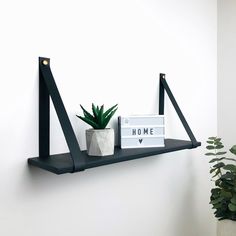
[86,128,114,156]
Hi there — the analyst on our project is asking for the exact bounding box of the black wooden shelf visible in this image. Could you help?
[28,139,201,174]
[28,57,201,175]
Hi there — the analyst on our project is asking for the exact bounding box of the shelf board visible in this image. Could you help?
[28,138,201,175]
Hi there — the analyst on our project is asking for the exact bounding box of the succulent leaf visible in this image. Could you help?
[103,104,118,118]
[102,108,118,128]
[80,105,95,121]
[92,103,99,118]
[76,115,99,129]
[97,105,104,129]
[77,104,118,129]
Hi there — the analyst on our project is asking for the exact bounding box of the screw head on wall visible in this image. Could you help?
[42,60,49,66]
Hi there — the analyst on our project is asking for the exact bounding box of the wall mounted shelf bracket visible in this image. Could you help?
[28,57,201,174]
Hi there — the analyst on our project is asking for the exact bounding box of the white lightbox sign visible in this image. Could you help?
[118,115,165,149]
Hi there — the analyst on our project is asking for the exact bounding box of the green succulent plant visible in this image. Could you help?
[77,103,118,129]
[205,137,236,221]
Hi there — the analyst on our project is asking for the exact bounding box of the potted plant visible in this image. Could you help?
[77,103,118,156]
[205,137,236,236]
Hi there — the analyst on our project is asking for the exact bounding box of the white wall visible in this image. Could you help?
[218,0,236,149]
[0,1,217,236]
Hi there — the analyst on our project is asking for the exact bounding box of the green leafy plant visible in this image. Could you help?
[205,137,236,221]
[77,103,118,129]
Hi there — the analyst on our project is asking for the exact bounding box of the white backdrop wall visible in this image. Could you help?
[218,0,236,149]
[0,1,217,236]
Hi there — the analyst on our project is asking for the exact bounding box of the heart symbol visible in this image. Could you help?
[139,139,143,144]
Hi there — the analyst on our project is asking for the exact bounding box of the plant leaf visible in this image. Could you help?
[231,196,236,205]
[210,197,224,205]
[230,145,236,155]
[221,190,232,198]
[209,157,225,163]
[212,169,220,178]
[215,138,222,142]
[216,152,227,155]
[92,103,99,118]
[228,203,236,212]
[205,153,216,156]
[103,104,118,118]
[102,108,118,128]
[206,145,215,150]
[215,179,221,186]
[211,188,221,195]
[225,158,236,162]
[215,145,224,149]
[210,168,216,174]
[214,141,223,146]
[212,203,222,209]
[213,162,225,168]
[221,172,235,180]
[221,181,235,189]
[207,141,214,144]
[76,115,99,129]
[223,164,236,172]
[80,105,95,121]
[209,137,217,140]
[97,105,104,128]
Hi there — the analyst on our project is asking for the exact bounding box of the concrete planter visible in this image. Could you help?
[86,128,115,156]
[217,220,236,236]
